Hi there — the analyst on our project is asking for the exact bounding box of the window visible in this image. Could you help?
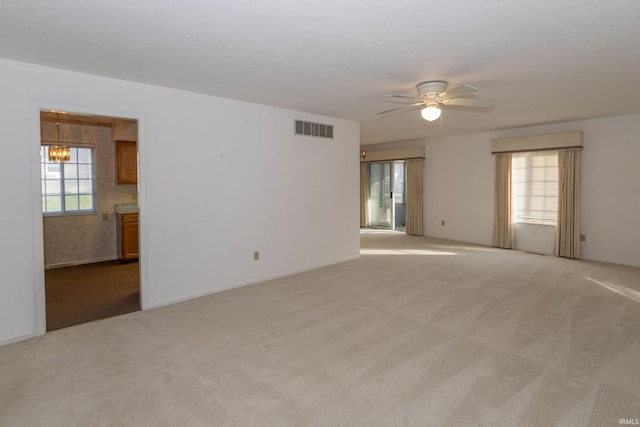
[393,161,405,204]
[41,145,96,214]
[512,151,558,225]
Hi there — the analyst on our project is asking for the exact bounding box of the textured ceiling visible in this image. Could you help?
[1,0,640,144]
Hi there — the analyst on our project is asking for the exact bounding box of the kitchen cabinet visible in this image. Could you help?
[117,213,139,260]
[112,119,137,142]
[116,140,137,184]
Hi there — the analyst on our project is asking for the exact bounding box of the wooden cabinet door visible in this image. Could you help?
[116,141,137,184]
[121,215,139,260]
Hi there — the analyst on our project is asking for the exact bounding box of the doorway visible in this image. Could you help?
[40,111,141,331]
[368,161,406,231]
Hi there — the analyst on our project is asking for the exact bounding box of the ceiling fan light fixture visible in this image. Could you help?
[380,80,493,121]
[421,103,441,121]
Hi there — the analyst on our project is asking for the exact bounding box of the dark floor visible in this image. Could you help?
[45,260,140,331]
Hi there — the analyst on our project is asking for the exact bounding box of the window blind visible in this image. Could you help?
[512,151,558,225]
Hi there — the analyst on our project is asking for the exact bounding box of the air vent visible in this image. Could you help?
[295,120,333,139]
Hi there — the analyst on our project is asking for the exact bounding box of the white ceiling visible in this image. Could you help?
[2,0,640,145]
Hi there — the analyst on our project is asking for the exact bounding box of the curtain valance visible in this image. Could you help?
[492,131,583,154]
[360,147,425,163]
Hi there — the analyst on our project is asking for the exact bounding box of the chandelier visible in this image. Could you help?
[48,113,70,163]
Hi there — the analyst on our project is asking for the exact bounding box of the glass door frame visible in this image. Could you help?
[367,160,406,231]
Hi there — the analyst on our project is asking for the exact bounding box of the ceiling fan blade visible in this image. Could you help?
[441,98,495,108]
[384,94,420,101]
[377,103,424,115]
[384,99,423,104]
[440,84,478,99]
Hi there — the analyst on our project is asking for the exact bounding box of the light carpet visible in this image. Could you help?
[1,230,639,426]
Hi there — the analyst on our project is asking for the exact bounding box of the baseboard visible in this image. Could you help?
[581,254,640,268]
[518,247,553,256]
[0,332,36,347]
[45,256,118,270]
[146,255,361,311]
[522,249,549,255]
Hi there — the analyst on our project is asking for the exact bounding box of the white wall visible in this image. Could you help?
[362,114,640,267]
[0,58,360,345]
[514,223,556,255]
[422,133,495,245]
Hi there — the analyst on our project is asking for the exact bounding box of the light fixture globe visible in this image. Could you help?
[421,103,441,121]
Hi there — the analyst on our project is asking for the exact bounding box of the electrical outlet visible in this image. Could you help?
[580,234,586,242]
[441,220,445,226]
[253,251,260,261]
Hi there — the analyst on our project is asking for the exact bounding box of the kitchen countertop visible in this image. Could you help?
[114,203,138,214]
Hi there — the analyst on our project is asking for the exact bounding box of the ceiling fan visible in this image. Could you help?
[379,80,495,121]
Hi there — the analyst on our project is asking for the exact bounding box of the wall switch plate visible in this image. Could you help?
[580,234,586,242]
[441,220,445,226]
[102,212,109,221]
[253,251,260,261]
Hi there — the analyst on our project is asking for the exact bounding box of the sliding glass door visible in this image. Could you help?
[368,161,406,230]
[368,162,391,228]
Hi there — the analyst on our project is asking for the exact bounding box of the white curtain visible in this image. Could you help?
[555,149,581,259]
[492,153,514,249]
[360,163,369,228]
[405,159,423,236]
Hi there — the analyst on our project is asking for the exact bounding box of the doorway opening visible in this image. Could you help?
[40,111,140,331]
[368,161,406,231]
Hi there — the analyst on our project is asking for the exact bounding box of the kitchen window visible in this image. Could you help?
[41,145,96,215]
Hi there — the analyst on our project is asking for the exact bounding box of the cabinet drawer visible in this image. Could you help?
[122,213,138,223]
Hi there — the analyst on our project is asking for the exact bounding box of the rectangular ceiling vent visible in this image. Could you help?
[295,120,333,139]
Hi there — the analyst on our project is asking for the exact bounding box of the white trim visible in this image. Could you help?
[29,105,46,337]
[518,248,553,256]
[29,101,146,336]
[0,333,37,347]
